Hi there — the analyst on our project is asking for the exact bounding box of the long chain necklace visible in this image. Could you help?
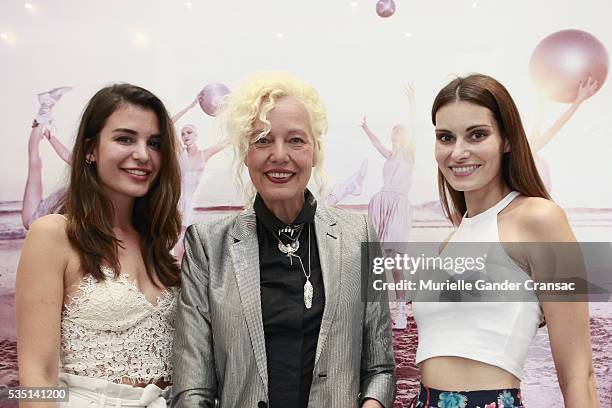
[276,225,313,309]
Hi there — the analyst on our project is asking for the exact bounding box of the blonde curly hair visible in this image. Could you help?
[222,72,328,205]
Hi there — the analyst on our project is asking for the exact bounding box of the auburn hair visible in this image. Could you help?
[62,84,181,287]
[432,74,549,225]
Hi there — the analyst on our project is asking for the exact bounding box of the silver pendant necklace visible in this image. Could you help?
[277,239,299,256]
[277,224,304,263]
[276,224,313,309]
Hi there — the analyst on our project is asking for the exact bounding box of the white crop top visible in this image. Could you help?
[412,191,543,380]
[60,266,177,384]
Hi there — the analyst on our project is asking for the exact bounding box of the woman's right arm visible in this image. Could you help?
[43,128,72,165]
[360,116,392,159]
[171,97,199,123]
[529,77,598,153]
[404,82,417,142]
[171,225,217,407]
[16,215,68,408]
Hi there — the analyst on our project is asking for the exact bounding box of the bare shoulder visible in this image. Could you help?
[25,214,74,260]
[514,197,567,227]
[512,197,573,241]
[19,214,72,281]
[27,214,69,243]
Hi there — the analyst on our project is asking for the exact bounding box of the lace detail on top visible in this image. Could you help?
[60,266,177,384]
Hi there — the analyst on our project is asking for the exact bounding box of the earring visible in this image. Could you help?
[85,156,93,165]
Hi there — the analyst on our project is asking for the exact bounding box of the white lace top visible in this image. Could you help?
[60,266,178,384]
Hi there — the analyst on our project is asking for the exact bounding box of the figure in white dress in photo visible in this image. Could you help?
[529,77,598,193]
[361,84,417,330]
[22,87,73,229]
[171,96,228,260]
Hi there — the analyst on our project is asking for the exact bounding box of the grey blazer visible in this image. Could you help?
[171,205,396,408]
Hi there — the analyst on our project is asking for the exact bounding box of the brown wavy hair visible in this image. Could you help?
[62,84,181,287]
[432,74,549,225]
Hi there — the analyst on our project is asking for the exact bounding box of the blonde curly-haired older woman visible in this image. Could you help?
[171,72,396,408]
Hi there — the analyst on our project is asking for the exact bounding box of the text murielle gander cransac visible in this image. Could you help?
[370,253,576,292]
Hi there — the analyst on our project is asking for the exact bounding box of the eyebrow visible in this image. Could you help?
[112,128,161,138]
[466,124,492,132]
[248,128,309,137]
[112,128,138,135]
[435,124,492,133]
[286,128,309,136]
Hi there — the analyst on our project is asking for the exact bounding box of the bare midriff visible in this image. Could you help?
[419,356,520,391]
[119,378,171,389]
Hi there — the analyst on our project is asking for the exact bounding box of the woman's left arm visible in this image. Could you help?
[360,216,396,408]
[202,140,229,161]
[529,77,598,152]
[171,97,199,123]
[43,128,72,165]
[404,82,416,142]
[521,201,598,407]
[541,301,597,407]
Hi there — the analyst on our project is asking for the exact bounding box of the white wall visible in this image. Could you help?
[1,0,610,207]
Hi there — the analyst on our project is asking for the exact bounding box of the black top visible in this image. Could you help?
[254,191,325,408]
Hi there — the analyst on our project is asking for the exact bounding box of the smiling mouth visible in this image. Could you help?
[267,171,294,179]
[265,171,295,183]
[450,165,481,176]
[122,168,152,177]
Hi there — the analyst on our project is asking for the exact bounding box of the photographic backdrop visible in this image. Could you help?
[1,1,611,406]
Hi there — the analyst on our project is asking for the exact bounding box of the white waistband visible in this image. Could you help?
[58,372,167,407]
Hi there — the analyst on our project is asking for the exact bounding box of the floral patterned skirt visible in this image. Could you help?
[409,383,524,408]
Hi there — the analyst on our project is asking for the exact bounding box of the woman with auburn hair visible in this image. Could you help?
[410,74,598,407]
[16,83,182,407]
[172,72,395,408]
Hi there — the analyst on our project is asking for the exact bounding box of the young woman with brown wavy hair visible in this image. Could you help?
[16,84,182,407]
[410,74,598,407]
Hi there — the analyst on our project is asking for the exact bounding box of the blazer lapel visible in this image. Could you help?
[314,206,342,364]
[229,210,268,393]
